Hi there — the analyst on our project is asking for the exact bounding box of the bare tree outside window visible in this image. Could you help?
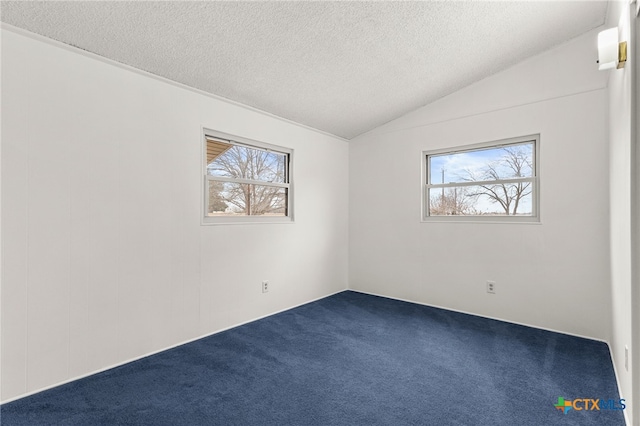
[425,137,538,220]
[208,180,228,213]
[429,187,476,215]
[460,145,533,215]
[206,138,290,217]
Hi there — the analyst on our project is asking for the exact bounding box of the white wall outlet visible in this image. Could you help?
[625,345,629,371]
[486,281,496,294]
[262,280,269,293]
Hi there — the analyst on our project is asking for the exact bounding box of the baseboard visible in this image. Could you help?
[347,289,607,343]
[349,289,630,424]
[605,340,631,426]
[0,288,347,405]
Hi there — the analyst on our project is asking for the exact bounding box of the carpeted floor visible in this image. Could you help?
[0,291,625,425]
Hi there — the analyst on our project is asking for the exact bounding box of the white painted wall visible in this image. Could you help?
[350,29,611,340]
[606,2,637,425]
[635,7,640,425]
[0,28,349,402]
[1,11,633,419]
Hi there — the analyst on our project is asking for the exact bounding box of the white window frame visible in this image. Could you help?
[202,128,294,225]
[422,134,540,223]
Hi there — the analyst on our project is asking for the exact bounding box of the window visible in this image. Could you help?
[423,135,539,222]
[203,129,293,224]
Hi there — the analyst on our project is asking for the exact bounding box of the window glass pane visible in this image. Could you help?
[428,184,533,216]
[429,142,534,184]
[207,143,287,184]
[208,181,287,217]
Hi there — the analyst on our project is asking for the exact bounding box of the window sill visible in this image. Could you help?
[201,216,294,226]
[421,217,541,224]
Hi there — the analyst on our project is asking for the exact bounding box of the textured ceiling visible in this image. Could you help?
[1,1,608,139]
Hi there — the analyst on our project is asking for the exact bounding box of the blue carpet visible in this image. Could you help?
[1,291,625,425]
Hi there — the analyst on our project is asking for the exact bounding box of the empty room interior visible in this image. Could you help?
[1,1,639,425]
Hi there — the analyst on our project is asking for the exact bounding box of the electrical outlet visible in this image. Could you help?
[625,345,629,371]
[262,280,269,293]
[486,281,496,294]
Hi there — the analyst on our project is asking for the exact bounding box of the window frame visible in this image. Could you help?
[201,128,294,225]
[422,134,540,223]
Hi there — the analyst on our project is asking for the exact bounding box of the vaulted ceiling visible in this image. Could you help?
[1,1,608,139]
